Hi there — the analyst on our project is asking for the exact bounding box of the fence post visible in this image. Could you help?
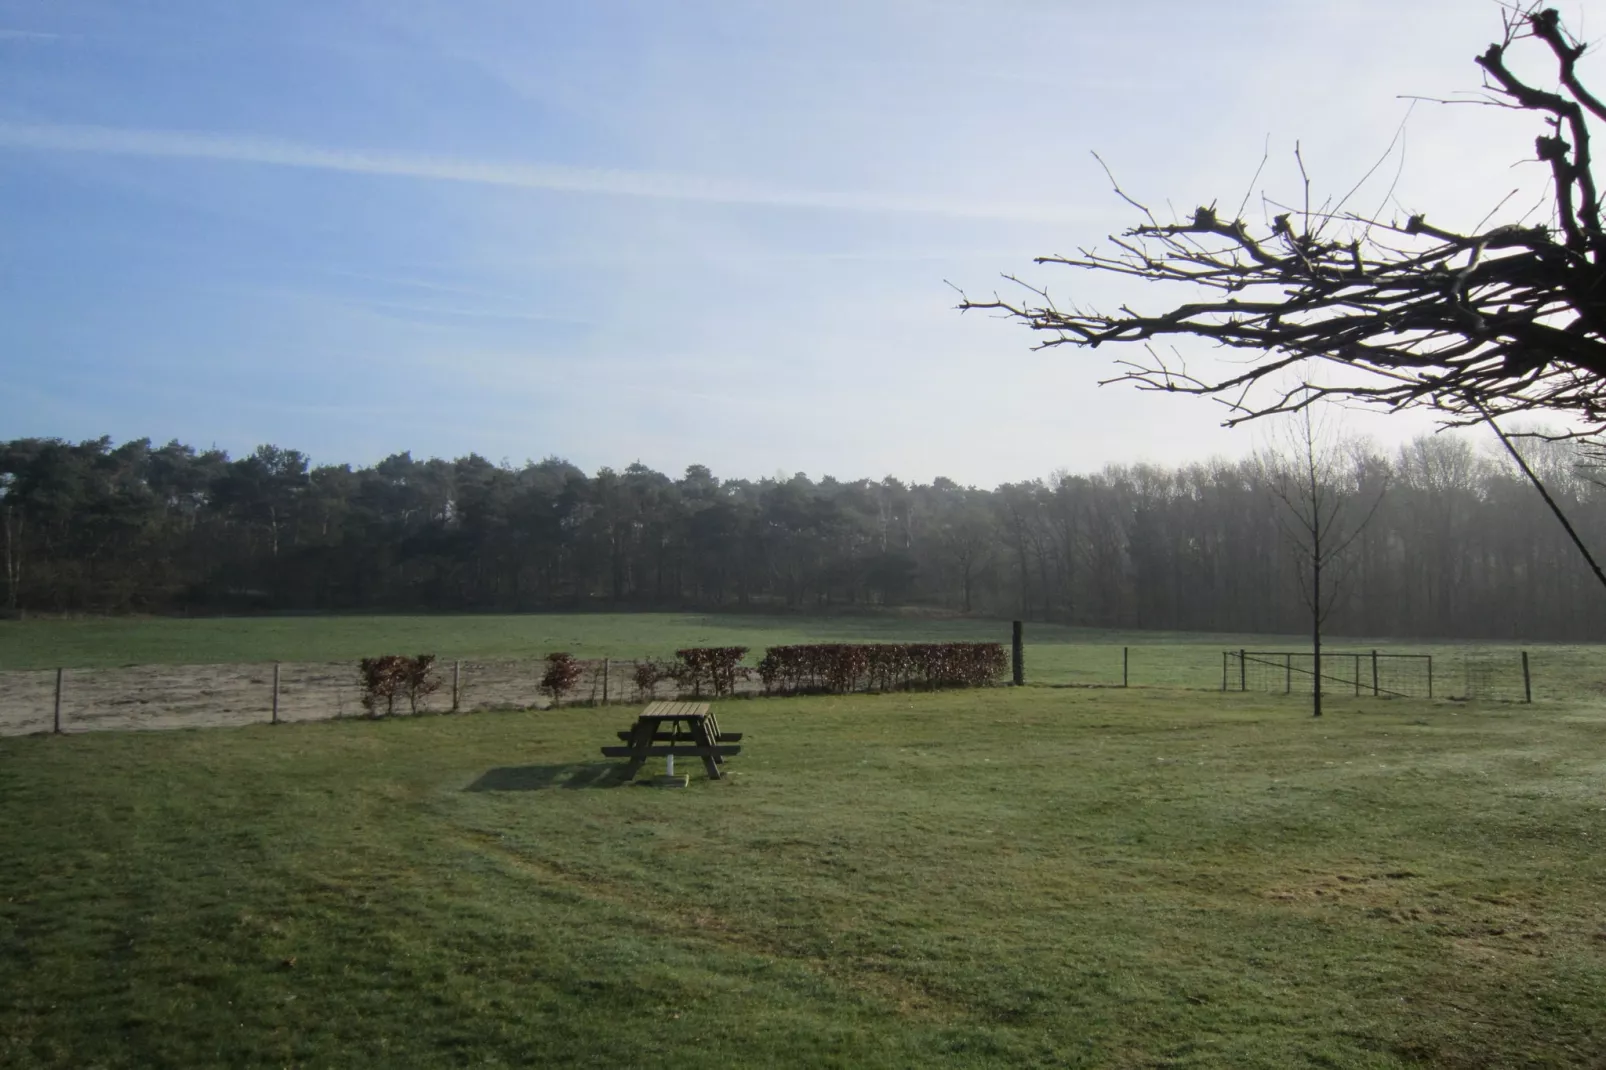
[602,657,610,704]
[1238,649,1246,692]
[1285,653,1291,694]
[53,667,63,734]
[1427,656,1434,699]
[452,660,461,712]
[271,662,280,725]
[1123,647,1129,688]
[1522,650,1532,703]
[1011,621,1024,686]
[1371,650,1379,697]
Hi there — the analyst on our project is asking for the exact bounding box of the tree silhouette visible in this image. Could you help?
[959,4,1606,588]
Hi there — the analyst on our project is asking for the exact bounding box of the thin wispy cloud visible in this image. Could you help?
[317,270,497,297]
[0,29,60,40]
[344,297,594,326]
[0,121,1098,225]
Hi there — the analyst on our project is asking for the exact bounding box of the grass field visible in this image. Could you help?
[2,612,1601,701]
[0,611,1209,669]
[4,686,1605,1067]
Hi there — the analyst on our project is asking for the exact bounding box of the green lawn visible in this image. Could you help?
[4,687,1604,1067]
[2,612,1596,700]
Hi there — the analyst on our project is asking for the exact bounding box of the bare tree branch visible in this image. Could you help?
[957,6,1606,439]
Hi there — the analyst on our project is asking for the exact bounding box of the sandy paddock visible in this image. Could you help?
[0,658,767,736]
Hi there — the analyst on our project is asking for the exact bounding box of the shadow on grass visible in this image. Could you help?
[465,762,624,792]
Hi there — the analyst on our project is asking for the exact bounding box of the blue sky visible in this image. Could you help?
[0,1,1589,483]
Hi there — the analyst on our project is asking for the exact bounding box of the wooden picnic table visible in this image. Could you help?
[601,701,742,781]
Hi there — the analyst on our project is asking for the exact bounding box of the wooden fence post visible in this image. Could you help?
[602,658,610,704]
[1427,656,1434,699]
[271,662,280,725]
[1285,653,1292,694]
[1238,649,1246,692]
[1122,647,1129,688]
[53,667,63,734]
[1371,650,1379,697]
[1522,650,1532,703]
[1011,621,1024,686]
[452,660,461,712]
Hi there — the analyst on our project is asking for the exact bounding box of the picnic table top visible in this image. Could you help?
[636,701,710,720]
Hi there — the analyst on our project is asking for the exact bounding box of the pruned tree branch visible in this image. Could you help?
[957,6,1606,437]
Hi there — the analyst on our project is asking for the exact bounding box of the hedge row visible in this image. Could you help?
[755,642,1006,695]
[354,641,1005,711]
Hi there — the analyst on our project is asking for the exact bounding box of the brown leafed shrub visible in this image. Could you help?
[357,654,441,716]
[540,652,585,704]
[671,647,750,697]
[398,655,442,713]
[632,658,671,700]
[358,656,402,717]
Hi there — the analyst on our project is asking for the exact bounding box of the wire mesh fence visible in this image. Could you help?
[0,641,1547,738]
[0,655,791,738]
[1222,648,1534,702]
[1225,650,1436,699]
[1455,648,1534,703]
[1022,642,1549,701]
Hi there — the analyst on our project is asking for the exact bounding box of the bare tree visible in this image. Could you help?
[958,6,1606,581]
[1260,407,1387,717]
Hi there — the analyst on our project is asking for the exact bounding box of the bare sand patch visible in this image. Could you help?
[0,658,759,736]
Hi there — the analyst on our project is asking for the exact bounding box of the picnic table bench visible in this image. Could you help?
[601,701,741,782]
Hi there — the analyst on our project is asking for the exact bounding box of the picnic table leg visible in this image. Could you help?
[689,716,724,764]
[619,719,653,781]
[693,718,723,780]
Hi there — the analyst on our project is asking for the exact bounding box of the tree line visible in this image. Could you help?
[2,433,1603,640]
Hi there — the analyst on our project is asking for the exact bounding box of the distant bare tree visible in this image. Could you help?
[1260,408,1386,717]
